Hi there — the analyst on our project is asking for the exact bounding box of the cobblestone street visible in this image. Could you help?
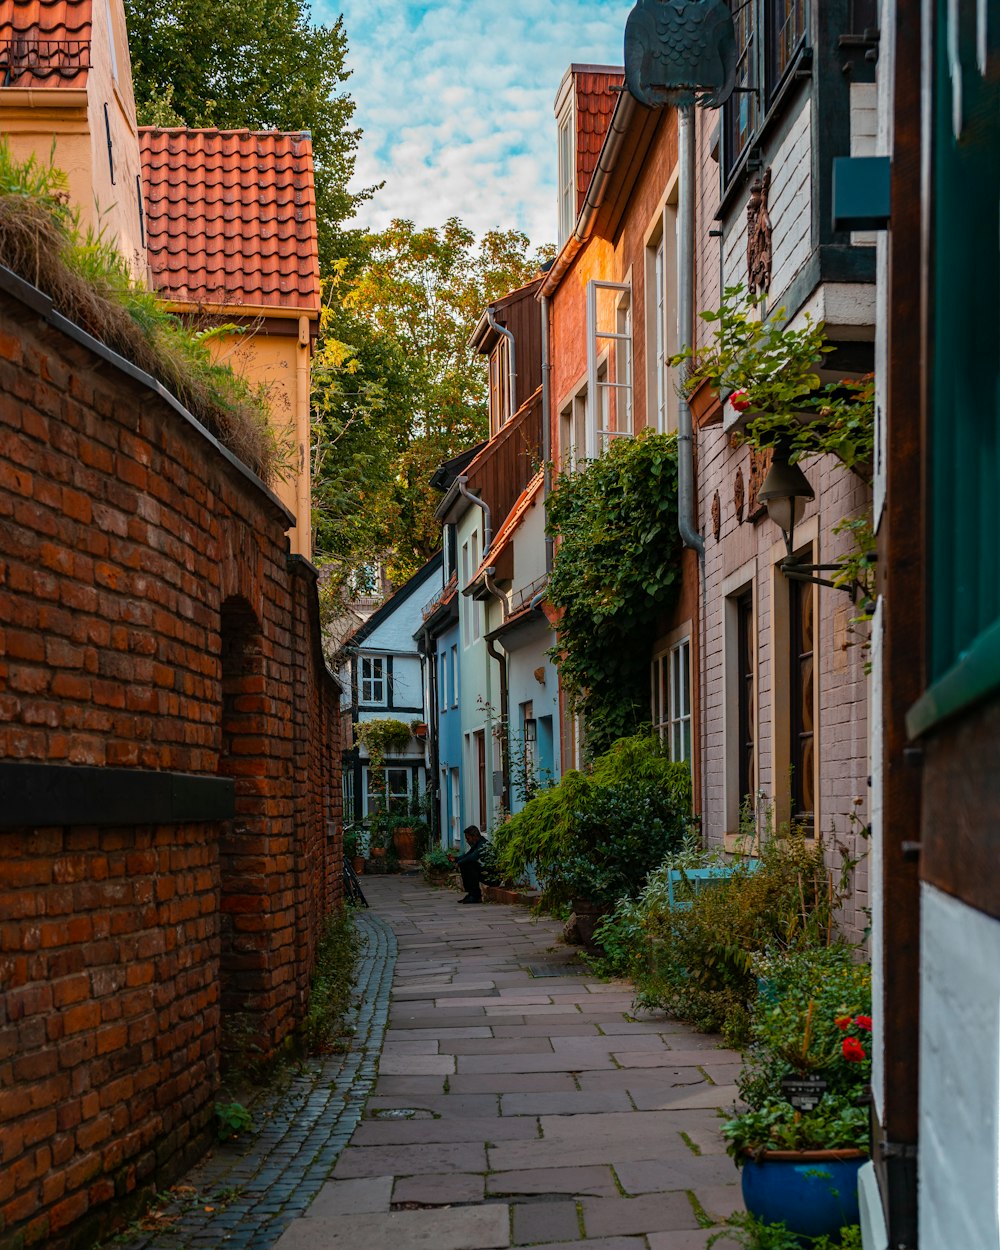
[117,877,744,1249]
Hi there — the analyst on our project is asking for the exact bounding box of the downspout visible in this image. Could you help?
[457,478,492,554]
[487,308,517,421]
[540,293,554,573]
[676,104,705,560]
[482,570,511,812]
[296,315,312,559]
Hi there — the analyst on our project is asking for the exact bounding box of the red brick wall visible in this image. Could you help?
[0,284,342,1248]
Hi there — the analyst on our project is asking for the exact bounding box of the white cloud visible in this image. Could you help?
[315,0,634,248]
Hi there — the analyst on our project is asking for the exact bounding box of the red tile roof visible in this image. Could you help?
[575,69,624,215]
[0,0,91,87]
[139,128,321,314]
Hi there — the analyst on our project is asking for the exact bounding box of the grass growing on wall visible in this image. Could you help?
[0,142,284,482]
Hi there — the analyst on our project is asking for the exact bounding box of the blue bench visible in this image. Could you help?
[665,859,761,909]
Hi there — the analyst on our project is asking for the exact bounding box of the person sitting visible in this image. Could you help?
[450,824,488,904]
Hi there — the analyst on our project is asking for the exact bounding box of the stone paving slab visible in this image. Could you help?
[275,1205,511,1249]
[500,1090,636,1116]
[304,1176,394,1217]
[486,1164,620,1198]
[614,1155,739,1194]
[580,1192,702,1237]
[332,1141,487,1177]
[512,1198,581,1244]
[350,1114,540,1145]
[365,1093,501,1118]
[391,1171,487,1205]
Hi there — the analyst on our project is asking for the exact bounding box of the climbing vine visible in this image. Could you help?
[547,431,683,754]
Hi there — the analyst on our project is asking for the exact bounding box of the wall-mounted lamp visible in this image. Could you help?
[758,449,875,602]
[523,718,537,744]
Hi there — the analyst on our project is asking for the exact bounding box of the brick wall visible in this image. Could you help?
[0,273,342,1248]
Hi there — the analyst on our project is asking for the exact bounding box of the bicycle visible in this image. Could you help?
[342,856,369,908]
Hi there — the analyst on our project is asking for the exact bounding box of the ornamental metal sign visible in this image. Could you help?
[780,1074,828,1112]
[624,0,738,109]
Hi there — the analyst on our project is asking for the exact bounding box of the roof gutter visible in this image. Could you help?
[539,89,639,299]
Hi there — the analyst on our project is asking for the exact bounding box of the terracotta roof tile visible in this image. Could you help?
[0,0,91,87]
[575,69,624,215]
[139,127,321,314]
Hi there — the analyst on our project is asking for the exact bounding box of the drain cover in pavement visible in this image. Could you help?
[371,1108,432,1120]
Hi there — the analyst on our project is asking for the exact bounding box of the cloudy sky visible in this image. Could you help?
[316,0,634,250]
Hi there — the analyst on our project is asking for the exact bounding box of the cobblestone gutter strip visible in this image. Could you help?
[113,911,397,1250]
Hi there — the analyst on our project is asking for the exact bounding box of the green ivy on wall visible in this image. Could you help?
[547,431,683,755]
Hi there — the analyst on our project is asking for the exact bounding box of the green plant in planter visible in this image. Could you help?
[421,844,454,884]
[721,1097,869,1158]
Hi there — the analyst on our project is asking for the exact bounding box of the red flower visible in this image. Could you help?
[834,1015,852,1031]
[730,388,751,413]
[842,1036,866,1063]
[854,1015,872,1031]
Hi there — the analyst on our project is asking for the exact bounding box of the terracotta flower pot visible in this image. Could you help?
[351,855,366,875]
[392,825,419,862]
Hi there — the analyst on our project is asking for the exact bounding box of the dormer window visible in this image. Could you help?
[488,338,511,435]
[557,99,575,246]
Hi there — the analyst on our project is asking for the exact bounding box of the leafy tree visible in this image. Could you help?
[313,218,551,590]
[124,0,368,269]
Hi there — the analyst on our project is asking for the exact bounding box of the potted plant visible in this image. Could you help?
[342,825,366,875]
[410,718,429,739]
[421,844,454,886]
[721,946,872,1241]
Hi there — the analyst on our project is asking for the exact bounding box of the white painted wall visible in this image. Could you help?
[919,886,1000,1250]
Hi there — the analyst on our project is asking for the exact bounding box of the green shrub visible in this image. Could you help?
[491,733,692,905]
[632,832,853,1047]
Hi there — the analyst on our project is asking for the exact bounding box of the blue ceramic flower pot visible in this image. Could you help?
[740,1151,865,1240]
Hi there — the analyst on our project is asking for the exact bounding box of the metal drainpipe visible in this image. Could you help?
[482,569,511,812]
[457,478,492,553]
[487,308,517,422]
[677,104,705,560]
[540,293,554,574]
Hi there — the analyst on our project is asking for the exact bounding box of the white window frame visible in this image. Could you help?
[652,631,692,764]
[360,655,387,706]
[439,651,448,713]
[557,104,576,247]
[451,645,459,707]
[586,279,634,458]
[645,189,680,435]
[363,765,412,817]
